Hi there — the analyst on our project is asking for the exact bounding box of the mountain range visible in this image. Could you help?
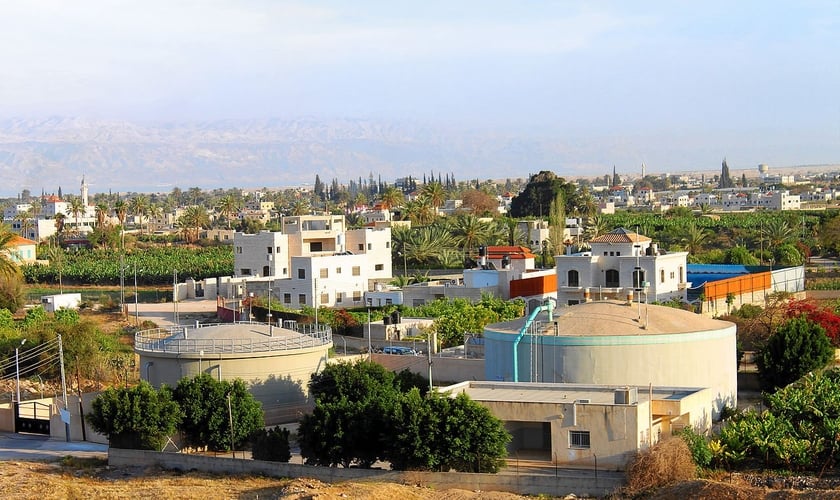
[0,117,597,196]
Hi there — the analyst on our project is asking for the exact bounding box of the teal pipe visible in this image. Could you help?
[512,298,556,382]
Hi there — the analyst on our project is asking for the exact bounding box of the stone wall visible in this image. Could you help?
[108,448,623,497]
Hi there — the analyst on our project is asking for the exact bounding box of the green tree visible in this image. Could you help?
[216,195,241,229]
[177,206,211,243]
[299,360,399,468]
[87,381,182,450]
[250,426,292,462]
[173,374,264,451]
[724,246,760,265]
[757,317,835,390]
[509,171,582,218]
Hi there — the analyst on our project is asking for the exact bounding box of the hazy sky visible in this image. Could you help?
[1,1,838,170]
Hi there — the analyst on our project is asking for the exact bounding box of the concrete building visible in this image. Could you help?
[442,381,717,470]
[135,321,331,424]
[3,235,38,264]
[555,228,689,305]
[232,214,392,308]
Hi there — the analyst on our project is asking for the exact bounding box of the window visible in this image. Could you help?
[679,266,684,283]
[568,270,579,287]
[352,266,361,276]
[320,292,329,305]
[670,271,675,280]
[241,268,251,276]
[267,246,272,254]
[375,264,384,271]
[310,242,323,252]
[569,430,590,449]
[282,267,288,276]
[336,267,342,274]
[283,293,291,304]
[336,292,343,303]
[276,246,281,254]
[298,294,306,305]
[603,252,608,256]
[367,243,372,250]
[353,291,362,301]
[616,251,621,256]
[632,269,645,289]
[661,269,665,283]
[262,265,270,276]
[358,243,364,251]
[236,246,242,254]
[386,242,390,248]
[605,269,619,287]
[298,269,306,279]
[320,268,328,279]
[385,299,393,305]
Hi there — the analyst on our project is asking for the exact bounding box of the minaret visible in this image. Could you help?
[81,175,89,206]
[641,162,646,179]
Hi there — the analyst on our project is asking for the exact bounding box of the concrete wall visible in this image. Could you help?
[108,448,623,498]
[372,354,484,385]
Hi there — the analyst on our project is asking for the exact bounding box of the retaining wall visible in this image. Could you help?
[108,448,623,497]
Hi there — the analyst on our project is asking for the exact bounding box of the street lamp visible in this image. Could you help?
[397,251,407,276]
[15,339,27,403]
[267,256,273,336]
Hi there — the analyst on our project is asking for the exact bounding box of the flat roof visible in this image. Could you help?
[442,381,702,405]
[487,300,732,336]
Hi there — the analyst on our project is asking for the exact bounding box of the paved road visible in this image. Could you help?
[0,432,107,461]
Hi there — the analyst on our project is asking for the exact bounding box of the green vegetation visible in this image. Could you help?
[757,317,835,390]
[88,374,264,453]
[87,381,182,450]
[22,246,233,285]
[250,426,292,462]
[298,360,509,472]
[173,373,264,452]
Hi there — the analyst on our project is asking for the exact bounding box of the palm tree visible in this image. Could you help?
[113,200,128,228]
[216,195,241,229]
[584,215,609,241]
[450,214,490,258]
[0,224,20,278]
[46,245,65,293]
[53,212,66,237]
[420,182,446,212]
[764,219,794,247]
[177,206,211,243]
[147,204,163,233]
[403,226,455,268]
[379,187,404,210]
[95,202,110,228]
[682,223,711,255]
[404,197,435,226]
[290,199,310,216]
[66,196,87,235]
[13,210,34,239]
[129,195,150,233]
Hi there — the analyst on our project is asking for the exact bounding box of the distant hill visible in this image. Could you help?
[0,117,578,195]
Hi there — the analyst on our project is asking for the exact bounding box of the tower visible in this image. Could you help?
[718,158,734,189]
[81,175,89,206]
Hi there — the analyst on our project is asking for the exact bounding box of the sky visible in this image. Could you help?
[0,1,838,174]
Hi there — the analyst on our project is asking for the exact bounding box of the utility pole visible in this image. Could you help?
[58,334,70,442]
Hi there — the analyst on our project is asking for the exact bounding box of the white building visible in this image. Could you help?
[233,214,392,309]
[554,228,689,305]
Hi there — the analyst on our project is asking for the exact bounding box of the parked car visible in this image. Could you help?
[381,346,418,355]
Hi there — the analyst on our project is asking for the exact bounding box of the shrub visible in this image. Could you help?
[87,382,182,450]
[626,438,697,494]
[251,426,292,462]
[757,317,835,390]
[677,427,712,468]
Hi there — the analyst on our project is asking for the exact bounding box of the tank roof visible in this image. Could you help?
[488,300,732,336]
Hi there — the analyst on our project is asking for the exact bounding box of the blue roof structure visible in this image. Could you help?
[686,264,770,301]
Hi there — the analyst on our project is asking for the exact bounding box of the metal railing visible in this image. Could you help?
[135,323,332,355]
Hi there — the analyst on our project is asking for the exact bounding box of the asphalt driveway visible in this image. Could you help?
[0,432,107,461]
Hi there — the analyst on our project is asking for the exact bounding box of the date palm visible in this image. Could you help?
[764,219,794,247]
[95,202,110,228]
[450,214,490,257]
[379,187,404,210]
[216,195,241,229]
[420,182,446,211]
[682,223,711,255]
[0,224,20,278]
[129,195,150,233]
[14,210,34,239]
[66,196,87,235]
[178,206,211,243]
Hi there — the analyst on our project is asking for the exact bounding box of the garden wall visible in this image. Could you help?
[108,448,623,497]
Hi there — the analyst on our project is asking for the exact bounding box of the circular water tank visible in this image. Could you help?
[758,163,769,175]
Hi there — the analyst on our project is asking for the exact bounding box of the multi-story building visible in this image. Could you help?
[555,228,689,305]
[233,214,392,308]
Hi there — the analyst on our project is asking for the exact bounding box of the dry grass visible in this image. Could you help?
[0,460,536,500]
[625,437,697,495]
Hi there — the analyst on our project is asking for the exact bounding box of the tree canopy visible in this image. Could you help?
[757,317,835,390]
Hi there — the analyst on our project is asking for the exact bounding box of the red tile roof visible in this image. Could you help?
[8,235,37,246]
[590,228,651,244]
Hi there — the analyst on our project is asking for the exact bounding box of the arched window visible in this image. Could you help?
[568,270,580,287]
[605,269,620,287]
